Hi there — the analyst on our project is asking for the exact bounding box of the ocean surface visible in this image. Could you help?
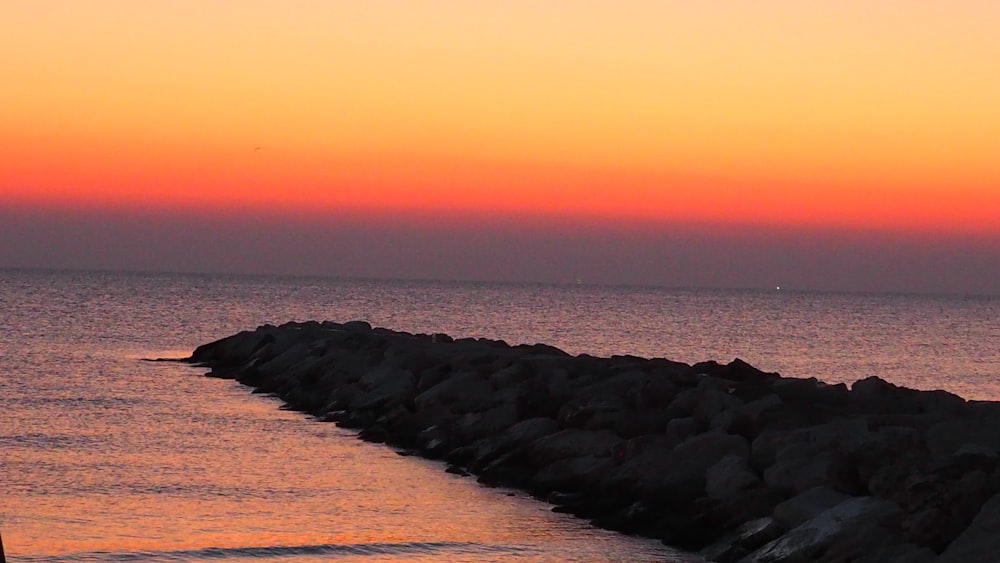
[2,269,998,562]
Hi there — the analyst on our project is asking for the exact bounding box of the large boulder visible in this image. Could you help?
[741,496,902,563]
[772,486,851,529]
[608,431,749,501]
[936,493,1000,562]
[706,455,762,499]
[529,454,616,494]
[528,429,620,467]
[461,417,560,470]
[414,370,497,414]
[763,452,837,495]
[926,417,1000,459]
[751,419,870,470]
[701,517,785,563]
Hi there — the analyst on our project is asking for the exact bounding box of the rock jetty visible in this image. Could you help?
[187,320,1000,562]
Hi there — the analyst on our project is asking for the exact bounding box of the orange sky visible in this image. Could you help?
[2,1,999,235]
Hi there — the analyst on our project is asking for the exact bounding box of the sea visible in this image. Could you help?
[2,268,998,562]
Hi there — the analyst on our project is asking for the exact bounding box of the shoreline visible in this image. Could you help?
[188,320,1000,562]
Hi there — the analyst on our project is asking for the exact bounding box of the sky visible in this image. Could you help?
[2,1,998,295]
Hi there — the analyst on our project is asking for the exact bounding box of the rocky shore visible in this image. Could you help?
[187,321,1000,562]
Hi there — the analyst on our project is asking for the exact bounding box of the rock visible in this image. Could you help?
[557,396,624,428]
[772,486,851,529]
[696,389,745,430]
[689,487,787,538]
[530,455,616,495]
[666,388,702,419]
[528,429,620,467]
[815,525,913,563]
[445,464,469,476]
[186,322,1000,561]
[706,455,762,499]
[452,402,519,444]
[751,419,869,471]
[693,358,780,385]
[934,493,1000,562]
[741,496,902,563]
[341,320,373,332]
[916,389,966,415]
[414,370,497,414]
[665,416,704,447]
[592,499,669,535]
[608,431,750,502]
[729,394,785,438]
[764,452,836,495]
[771,378,848,414]
[701,517,785,563]
[926,417,1000,459]
[674,431,750,464]
[852,376,918,414]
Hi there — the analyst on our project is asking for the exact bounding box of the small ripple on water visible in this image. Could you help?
[14,541,541,562]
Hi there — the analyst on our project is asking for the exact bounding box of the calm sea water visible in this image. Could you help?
[2,269,998,562]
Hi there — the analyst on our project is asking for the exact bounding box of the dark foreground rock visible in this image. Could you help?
[187,321,1000,562]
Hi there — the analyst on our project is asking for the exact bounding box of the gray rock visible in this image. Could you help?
[665,416,704,447]
[905,481,1000,560]
[529,429,620,467]
[464,417,560,469]
[453,402,519,443]
[666,388,702,419]
[772,486,851,528]
[189,322,1000,562]
[751,419,869,471]
[741,496,902,563]
[530,454,616,494]
[764,453,836,495]
[583,408,671,439]
[854,543,936,563]
[926,417,1000,459]
[695,388,745,427]
[701,517,784,563]
[612,431,750,501]
[414,370,497,414]
[673,431,751,476]
[706,455,762,499]
[916,389,966,415]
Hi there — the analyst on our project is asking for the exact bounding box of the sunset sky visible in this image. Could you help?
[2,1,998,294]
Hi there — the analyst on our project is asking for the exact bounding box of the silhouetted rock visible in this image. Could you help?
[185,321,1000,561]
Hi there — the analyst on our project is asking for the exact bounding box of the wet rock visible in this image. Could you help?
[853,543,935,563]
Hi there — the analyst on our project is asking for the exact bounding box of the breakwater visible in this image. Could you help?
[188,320,1000,562]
